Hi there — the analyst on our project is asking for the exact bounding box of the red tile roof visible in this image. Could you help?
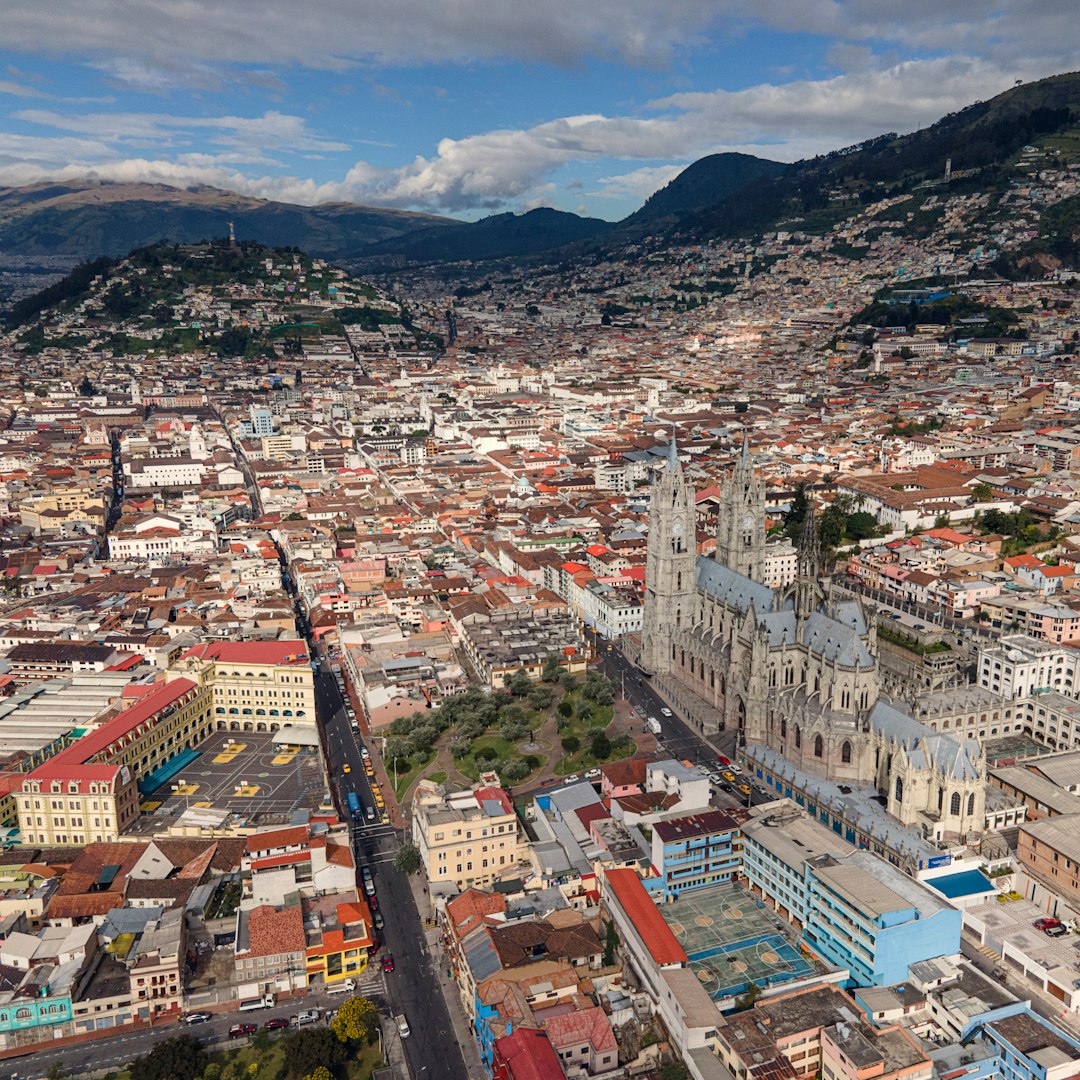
[604,868,687,966]
[494,1028,564,1080]
[245,826,309,853]
[181,640,310,666]
[544,1006,616,1053]
[245,904,305,957]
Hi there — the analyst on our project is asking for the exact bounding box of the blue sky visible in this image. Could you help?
[0,1,1075,220]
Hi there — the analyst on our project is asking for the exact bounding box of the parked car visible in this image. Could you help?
[721,771,736,783]
[382,953,395,973]
[373,911,385,931]
[1034,917,1061,931]
[368,895,379,912]
[360,746,370,759]
[396,1014,411,1039]
[1046,924,1070,937]
[264,1017,288,1031]
[717,755,731,766]
[585,768,601,779]
[660,707,673,717]
[183,1011,213,1025]
[229,1023,258,1039]
[364,877,376,897]
[291,1010,321,1027]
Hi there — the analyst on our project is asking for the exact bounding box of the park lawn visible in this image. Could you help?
[456,735,517,781]
[553,735,636,776]
[391,750,434,802]
[428,771,448,785]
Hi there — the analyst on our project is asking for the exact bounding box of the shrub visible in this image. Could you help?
[562,735,580,754]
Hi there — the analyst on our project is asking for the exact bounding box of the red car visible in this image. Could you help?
[368,895,379,912]
[717,755,731,766]
[1035,917,1062,932]
[229,1023,257,1039]
[382,953,395,973]
[264,1017,288,1031]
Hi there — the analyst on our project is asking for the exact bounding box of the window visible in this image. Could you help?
[950,792,961,816]
[841,741,851,764]
[795,727,801,749]
[967,792,975,816]
[894,777,903,804]
[814,734,823,758]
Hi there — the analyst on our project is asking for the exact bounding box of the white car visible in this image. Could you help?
[585,768,601,779]
[660,708,673,717]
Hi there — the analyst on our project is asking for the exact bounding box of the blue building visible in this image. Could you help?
[938,1008,1080,1080]
[648,810,741,900]
[742,801,960,987]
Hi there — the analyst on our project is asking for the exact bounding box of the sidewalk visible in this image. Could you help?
[404,870,486,1079]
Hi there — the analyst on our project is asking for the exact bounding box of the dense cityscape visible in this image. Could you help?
[2,29,1080,1080]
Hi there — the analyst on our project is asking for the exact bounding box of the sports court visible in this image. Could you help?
[133,731,328,829]
[661,883,819,1000]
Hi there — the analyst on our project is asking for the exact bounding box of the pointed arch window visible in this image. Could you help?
[814,734,824,758]
[794,726,801,749]
[841,741,851,764]
[950,792,961,816]
[967,792,975,816]
[894,776,903,804]
[781,718,787,739]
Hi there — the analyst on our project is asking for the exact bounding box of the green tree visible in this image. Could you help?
[251,1027,271,1053]
[501,759,530,782]
[78,375,96,396]
[394,842,422,875]
[203,1066,222,1080]
[330,995,378,1043]
[282,1028,346,1080]
[46,1065,66,1080]
[660,1063,690,1080]
[130,1036,208,1080]
[303,1069,332,1080]
[734,981,763,1010]
[557,699,574,718]
[562,734,580,754]
[603,918,619,966]
[527,685,554,711]
[505,669,533,697]
[971,482,994,502]
[845,512,878,541]
[590,730,611,760]
[541,654,562,683]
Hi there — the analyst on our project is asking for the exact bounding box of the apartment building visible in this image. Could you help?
[1017,814,1080,906]
[648,810,742,901]
[15,677,211,844]
[411,780,522,892]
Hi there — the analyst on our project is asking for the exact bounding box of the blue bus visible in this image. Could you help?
[346,791,362,818]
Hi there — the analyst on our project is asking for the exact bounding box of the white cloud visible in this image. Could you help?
[0,53,1071,215]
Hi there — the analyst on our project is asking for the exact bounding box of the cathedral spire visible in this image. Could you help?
[667,437,679,471]
[795,502,821,619]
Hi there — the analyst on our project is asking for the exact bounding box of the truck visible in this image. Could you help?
[646,717,662,735]
[346,791,362,818]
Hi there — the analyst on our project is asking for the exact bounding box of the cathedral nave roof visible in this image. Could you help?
[695,555,773,614]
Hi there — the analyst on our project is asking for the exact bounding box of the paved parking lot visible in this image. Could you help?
[135,731,329,829]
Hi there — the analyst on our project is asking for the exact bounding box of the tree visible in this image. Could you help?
[46,1065,66,1080]
[394,842,422,875]
[303,1070,331,1080]
[603,918,619,966]
[660,1063,690,1080]
[78,375,96,396]
[527,685,554,711]
[562,734,580,754]
[845,512,878,541]
[505,669,532,697]
[557,699,574,718]
[734,981,763,1010]
[541,654,562,683]
[330,995,378,1044]
[251,1027,271,1053]
[130,1036,208,1080]
[282,1028,345,1080]
[971,482,994,502]
[590,730,611,760]
[501,759,529,782]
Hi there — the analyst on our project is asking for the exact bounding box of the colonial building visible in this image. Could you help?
[638,442,985,845]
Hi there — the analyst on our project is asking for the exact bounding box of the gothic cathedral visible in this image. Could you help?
[639,440,986,846]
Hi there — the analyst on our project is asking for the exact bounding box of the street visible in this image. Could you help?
[595,644,776,810]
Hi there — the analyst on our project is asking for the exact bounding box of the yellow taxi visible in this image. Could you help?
[721,770,736,784]
[343,763,351,774]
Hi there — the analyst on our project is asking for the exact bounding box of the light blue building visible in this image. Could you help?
[741,801,960,988]
[648,810,741,901]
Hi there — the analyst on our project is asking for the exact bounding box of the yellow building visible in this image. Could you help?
[411,779,522,892]
[15,678,211,845]
[174,640,316,732]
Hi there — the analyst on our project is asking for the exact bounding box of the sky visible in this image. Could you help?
[0,1,1076,222]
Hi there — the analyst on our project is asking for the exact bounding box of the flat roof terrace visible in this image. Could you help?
[659,882,825,1001]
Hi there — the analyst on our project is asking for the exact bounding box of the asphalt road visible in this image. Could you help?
[0,996,335,1080]
[595,643,776,810]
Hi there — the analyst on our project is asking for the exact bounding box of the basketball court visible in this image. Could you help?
[661,883,818,1000]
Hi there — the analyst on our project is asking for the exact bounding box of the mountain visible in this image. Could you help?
[618,153,787,233]
[0,180,449,260]
[356,206,614,269]
[678,70,1080,240]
